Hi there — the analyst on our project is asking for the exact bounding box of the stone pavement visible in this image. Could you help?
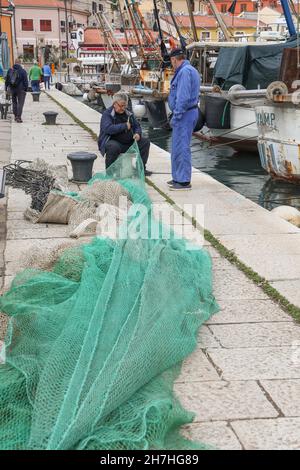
[1,91,300,450]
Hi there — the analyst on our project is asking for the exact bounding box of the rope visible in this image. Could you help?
[4,160,55,212]
[194,121,257,139]
[207,134,258,150]
[221,100,230,127]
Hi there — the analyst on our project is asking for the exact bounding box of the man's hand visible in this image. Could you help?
[133,133,141,141]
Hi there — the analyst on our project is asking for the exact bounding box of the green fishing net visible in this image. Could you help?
[0,143,218,450]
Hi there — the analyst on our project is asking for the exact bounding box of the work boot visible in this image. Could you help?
[169,182,192,191]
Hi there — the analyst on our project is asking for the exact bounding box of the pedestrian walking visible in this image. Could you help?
[29,60,42,92]
[168,48,200,191]
[42,63,52,90]
[98,92,151,175]
[5,59,28,123]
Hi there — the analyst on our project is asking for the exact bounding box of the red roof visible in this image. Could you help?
[162,14,266,28]
[83,28,160,47]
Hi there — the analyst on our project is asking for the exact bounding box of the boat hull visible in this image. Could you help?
[197,98,259,152]
[255,103,300,181]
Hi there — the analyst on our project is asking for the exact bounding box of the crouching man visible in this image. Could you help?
[98,92,152,176]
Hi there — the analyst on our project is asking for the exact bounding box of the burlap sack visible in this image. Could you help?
[37,191,79,224]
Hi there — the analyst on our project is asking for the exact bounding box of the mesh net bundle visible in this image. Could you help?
[68,180,132,235]
[0,143,218,450]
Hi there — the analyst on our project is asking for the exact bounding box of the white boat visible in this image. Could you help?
[255,84,300,181]
[195,87,265,152]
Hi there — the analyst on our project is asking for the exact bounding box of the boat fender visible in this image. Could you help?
[205,95,231,129]
[271,205,300,227]
[194,108,205,132]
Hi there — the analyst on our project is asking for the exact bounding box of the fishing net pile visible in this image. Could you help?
[0,143,218,450]
[4,159,69,213]
[5,158,135,238]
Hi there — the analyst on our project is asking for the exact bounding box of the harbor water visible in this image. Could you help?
[82,98,300,211]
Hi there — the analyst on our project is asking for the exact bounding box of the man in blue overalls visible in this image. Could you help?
[168,49,200,190]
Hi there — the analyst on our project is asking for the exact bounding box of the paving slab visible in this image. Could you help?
[174,380,278,422]
[176,349,220,383]
[207,299,293,324]
[260,379,300,417]
[210,322,300,348]
[198,325,221,349]
[208,347,300,380]
[181,421,242,450]
[217,234,300,281]
[231,417,300,450]
[270,280,300,308]
[213,268,268,300]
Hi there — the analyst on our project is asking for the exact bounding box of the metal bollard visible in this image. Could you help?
[32,92,41,102]
[67,152,97,183]
[43,111,58,125]
[0,168,6,198]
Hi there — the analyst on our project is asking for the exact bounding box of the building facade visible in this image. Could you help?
[13,0,89,63]
[0,0,14,67]
[207,0,281,15]
[161,13,266,41]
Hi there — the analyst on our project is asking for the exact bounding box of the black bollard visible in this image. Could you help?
[32,92,41,102]
[43,111,58,125]
[67,152,97,183]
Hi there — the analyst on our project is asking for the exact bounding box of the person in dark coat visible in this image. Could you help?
[98,92,151,175]
[5,59,28,123]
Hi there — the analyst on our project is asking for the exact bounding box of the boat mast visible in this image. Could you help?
[123,0,144,56]
[281,0,296,36]
[116,0,135,68]
[95,11,129,69]
[186,0,199,42]
[205,0,233,41]
[163,0,187,50]
[153,0,169,61]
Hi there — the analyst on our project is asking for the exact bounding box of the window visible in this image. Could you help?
[60,20,65,32]
[240,4,247,12]
[201,31,211,40]
[21,19,33,31]
[168,2,172,11]
[40,20,52,32]
[99,3,104,11]
[23,45,34,60]
[221,4,227,13]
[92,1,97,13]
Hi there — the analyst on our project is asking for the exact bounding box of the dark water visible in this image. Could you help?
[142,124,300,211]
[81,98,300,211]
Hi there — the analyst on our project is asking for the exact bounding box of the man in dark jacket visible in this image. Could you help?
[5,59,28,123]
[98,92,151,175]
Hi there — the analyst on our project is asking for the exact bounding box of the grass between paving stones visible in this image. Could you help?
[48,92,300,322]
[146,180,300,323]
[46,93,99,142]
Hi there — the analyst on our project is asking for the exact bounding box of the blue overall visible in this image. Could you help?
[168,60,200,183]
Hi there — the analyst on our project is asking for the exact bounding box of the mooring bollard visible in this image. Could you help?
[32,92,41,102]
[0,168,6,198]
[67,152,97,183]
[43,111,58,125]
[0,103,9,120]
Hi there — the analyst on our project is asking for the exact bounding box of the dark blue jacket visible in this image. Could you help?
[5,64,28,93]
[98,106,142,156]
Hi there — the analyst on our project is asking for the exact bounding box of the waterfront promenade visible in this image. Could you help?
[0,90,300,450]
